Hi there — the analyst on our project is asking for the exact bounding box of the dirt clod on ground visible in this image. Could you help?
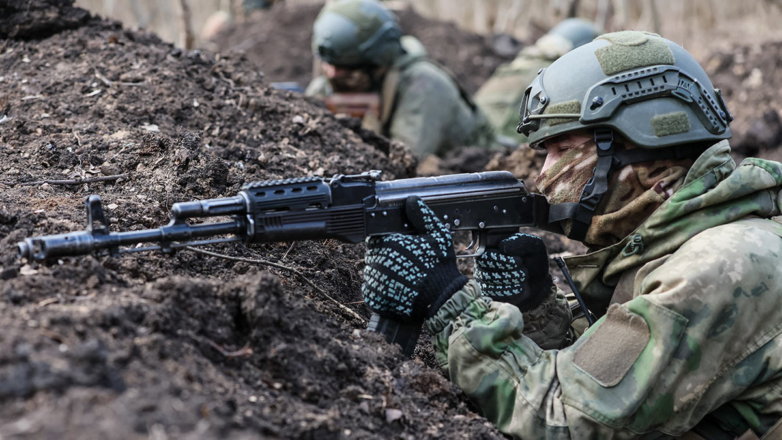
[0,0,91,39]
[0,5,512,439]
[211,2,518,94]
[704,40,782,161]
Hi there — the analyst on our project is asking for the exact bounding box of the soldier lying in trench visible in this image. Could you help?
[361,31,782,439]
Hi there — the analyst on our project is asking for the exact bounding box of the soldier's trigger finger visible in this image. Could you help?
[404,196,450,239]
[499,233,549,271]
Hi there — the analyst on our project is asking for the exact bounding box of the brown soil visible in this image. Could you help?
[703,40,782,161]
[210,2,518,94]
[0,0,90,39]
[0,2,508,439]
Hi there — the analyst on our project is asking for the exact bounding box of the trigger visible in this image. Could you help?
[458,230,486,258]
[465,231,478,251]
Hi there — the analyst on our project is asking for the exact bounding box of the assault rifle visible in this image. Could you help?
[17,171,551,356]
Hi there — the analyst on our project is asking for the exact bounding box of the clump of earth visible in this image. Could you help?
[704,40,782,161]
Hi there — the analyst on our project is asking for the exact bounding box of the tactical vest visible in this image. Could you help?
[376,53,481,136]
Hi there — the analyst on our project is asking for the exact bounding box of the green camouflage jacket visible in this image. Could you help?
[425,141,782,438]
[305,36,495,158]
[474,47,558,142]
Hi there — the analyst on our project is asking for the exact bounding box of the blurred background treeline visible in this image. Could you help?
[72,0,782,164]
[75,0,782,58]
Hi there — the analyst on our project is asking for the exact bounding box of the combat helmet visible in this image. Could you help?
[535,18,602,56]
[312,0,403,67]
[517,31,733,241]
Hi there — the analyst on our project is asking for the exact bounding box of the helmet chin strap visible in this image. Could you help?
[547,128,706,242]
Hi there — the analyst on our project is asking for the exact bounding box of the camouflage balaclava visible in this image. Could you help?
[535,136,692,247]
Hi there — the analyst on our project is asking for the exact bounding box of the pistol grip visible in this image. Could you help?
[366,313,422,358]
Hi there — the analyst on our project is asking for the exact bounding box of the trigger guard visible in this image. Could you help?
[458,230,487,258]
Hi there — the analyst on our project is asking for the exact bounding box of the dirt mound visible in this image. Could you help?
[0,6,514,439]
[704,40,782,161]
[211,2,516,94]
[0,0,90,39]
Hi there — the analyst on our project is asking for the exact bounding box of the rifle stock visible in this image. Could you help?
[17,170,550,357]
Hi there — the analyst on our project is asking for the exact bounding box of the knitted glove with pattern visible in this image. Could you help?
[474,233,553,311]
[362,196,468,321]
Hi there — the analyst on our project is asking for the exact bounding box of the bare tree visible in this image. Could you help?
[178,0,195,49]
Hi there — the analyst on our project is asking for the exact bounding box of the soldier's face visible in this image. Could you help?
[322,62,373,93]
[540,131,594,175]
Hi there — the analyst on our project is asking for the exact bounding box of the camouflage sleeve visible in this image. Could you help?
[519,284,573,350]
[425,220,782,438]
[304,75,332,99]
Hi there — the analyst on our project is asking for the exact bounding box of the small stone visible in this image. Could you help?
[20,265,38,276]
[385,408,403,423]
[292,115,305,125]
[101,163,121,176]
[119,71,144,83]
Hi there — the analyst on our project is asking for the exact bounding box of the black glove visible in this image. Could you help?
[474,233,553,311]
[362,196,468,321]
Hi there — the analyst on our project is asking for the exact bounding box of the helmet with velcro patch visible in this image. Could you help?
[312,0,403,68]
[518,30,732,149]
[517,31,733,241]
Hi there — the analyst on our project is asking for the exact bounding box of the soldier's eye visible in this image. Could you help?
[556,144,572,153]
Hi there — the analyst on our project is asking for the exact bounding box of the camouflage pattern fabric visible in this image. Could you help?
[535,137,693,247]
[474,47,558,141]
[306,36,496,158]
[425,141,782,438]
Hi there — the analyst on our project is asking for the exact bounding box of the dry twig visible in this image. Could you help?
[40,328,67,343]
[185,246,365,323]
[94,70,113,87]
[281,241,296,260]
[36,297,60,308]
[0,174,128,187]
[205,340,253,358]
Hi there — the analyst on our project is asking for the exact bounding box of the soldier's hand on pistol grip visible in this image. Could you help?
[474,233,554,311]
[361,196,468,321]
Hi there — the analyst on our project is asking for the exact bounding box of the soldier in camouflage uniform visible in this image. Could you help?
[474,18,601,144]
[362,31,782,439]
[305,0,495,158]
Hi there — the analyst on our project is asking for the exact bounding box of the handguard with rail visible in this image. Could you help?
[17,170,552,356]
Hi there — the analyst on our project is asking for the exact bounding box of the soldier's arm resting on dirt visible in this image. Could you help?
[426,222,782,438]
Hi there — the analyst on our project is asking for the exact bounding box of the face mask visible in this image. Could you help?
[536,138,692,247]
[535,137,598,206]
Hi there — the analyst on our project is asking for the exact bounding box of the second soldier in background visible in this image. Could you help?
[474,18,602,144]
[305,0,496,159]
